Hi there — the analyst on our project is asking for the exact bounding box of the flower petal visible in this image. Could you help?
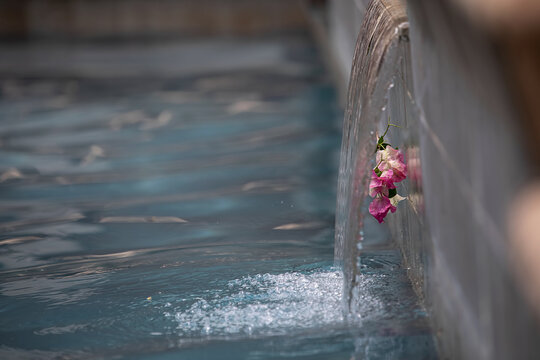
[369,196,396,223]
[390,194,406,207]
[369,170,396,197]
[376,146,407,183]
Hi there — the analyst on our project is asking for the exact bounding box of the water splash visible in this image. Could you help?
[171,268,381,338]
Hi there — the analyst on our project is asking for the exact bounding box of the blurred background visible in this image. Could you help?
[1,0,540,359]
[0,0,317,39]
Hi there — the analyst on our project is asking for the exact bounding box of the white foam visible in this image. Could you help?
[171,269,381,338]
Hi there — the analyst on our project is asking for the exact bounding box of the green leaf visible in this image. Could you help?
[388,188,397,198]
[378,136,384,144]
[374,168,382,176]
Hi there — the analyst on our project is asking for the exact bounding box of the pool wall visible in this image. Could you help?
[328,0,540,358]
[0,0,309,40]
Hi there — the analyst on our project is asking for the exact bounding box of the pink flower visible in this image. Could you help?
[377,146,407,183]
[369,170,395,197]
[368,144,408,223]
[369,196,397,223]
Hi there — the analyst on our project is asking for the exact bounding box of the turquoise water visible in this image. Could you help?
[0,37,436,359]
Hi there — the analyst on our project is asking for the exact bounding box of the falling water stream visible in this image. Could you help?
[0,2,436,358]
[334,0,411,310]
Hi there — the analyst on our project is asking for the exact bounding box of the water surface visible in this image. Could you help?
[0,37,435,359]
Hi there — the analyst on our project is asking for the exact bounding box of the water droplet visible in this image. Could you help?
[170,269,360,337]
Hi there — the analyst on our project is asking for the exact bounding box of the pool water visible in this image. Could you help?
[0,37,436,359]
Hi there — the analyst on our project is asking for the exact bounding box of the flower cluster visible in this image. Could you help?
[368,125,407,223]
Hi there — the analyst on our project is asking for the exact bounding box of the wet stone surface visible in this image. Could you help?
[0,37,436,359]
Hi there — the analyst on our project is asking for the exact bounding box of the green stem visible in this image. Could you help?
[381,124,390,139]
[381,123,400,138]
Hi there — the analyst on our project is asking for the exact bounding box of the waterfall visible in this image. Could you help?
[334,0,409,313]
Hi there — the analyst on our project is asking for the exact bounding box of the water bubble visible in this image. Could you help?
[171,269,367,338]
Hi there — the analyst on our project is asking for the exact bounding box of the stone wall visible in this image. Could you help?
[0,0,309,39]
[329,0,540,358]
